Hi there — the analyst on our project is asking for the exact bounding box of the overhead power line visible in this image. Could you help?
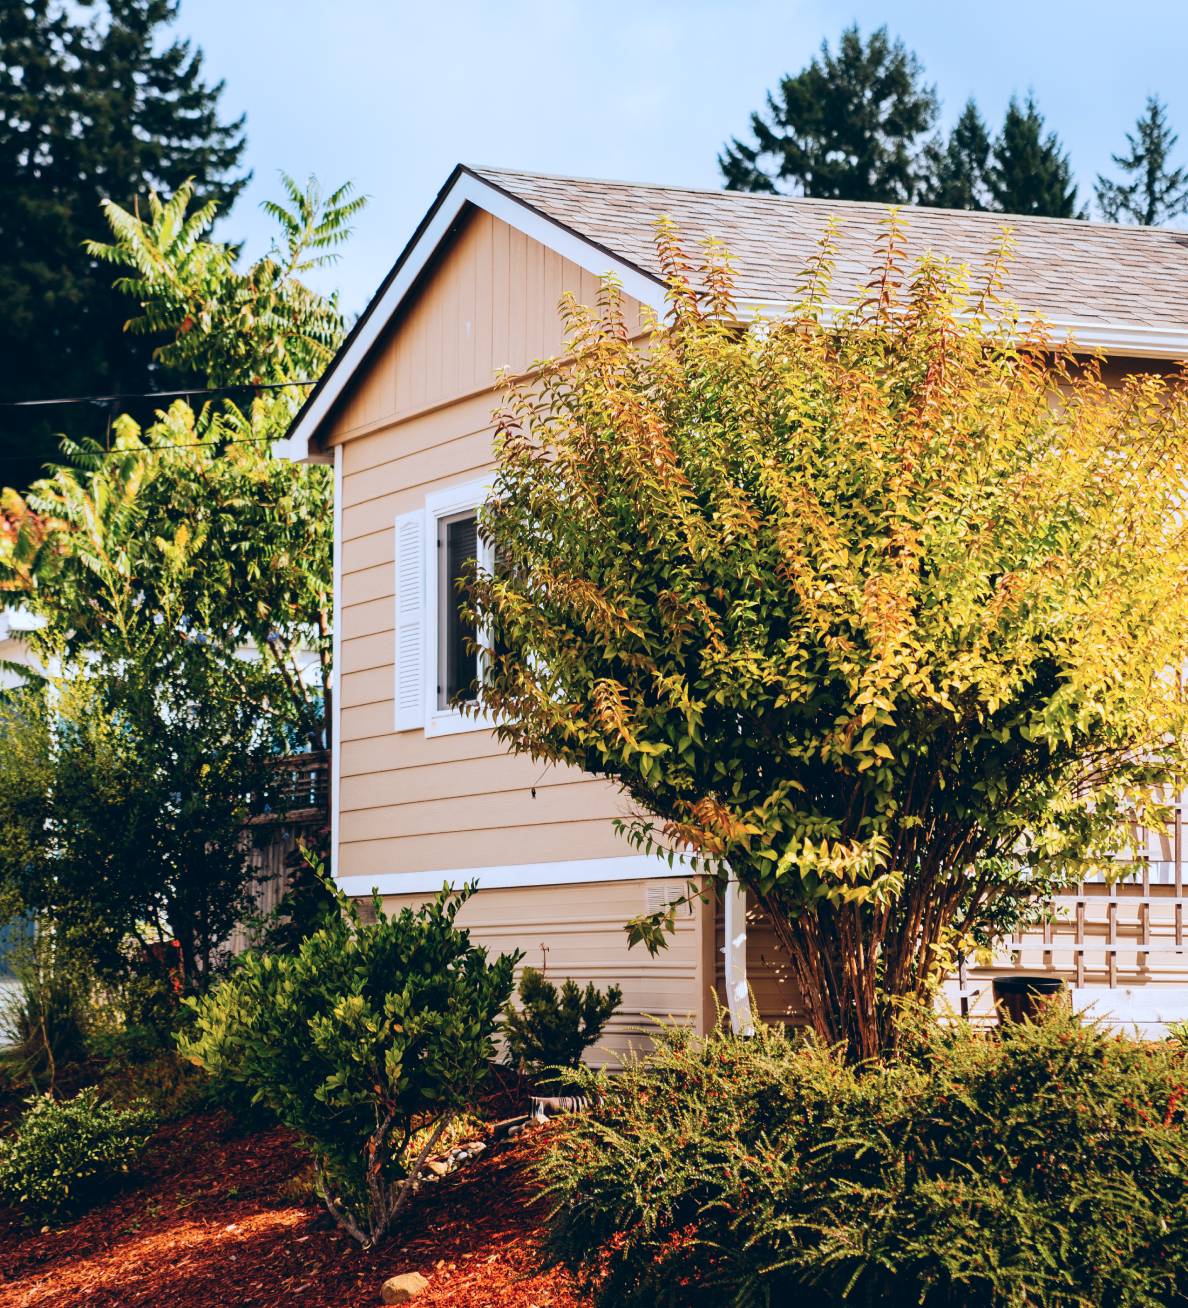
[0,431,301,466]
[0,380,318,466]
[0,379,316,409]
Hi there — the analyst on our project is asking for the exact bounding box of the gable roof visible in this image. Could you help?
[279,164,1188,461]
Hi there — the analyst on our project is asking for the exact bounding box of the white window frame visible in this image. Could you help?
[423,476,496,737]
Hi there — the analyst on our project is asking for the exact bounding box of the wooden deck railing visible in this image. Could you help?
[248,750,330,825]
[983,787,1188,988]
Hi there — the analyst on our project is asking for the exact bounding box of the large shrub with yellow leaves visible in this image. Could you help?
[473,220,1188,1058]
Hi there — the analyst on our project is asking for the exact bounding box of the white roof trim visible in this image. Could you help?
[736,299,1188,361]
[1026,319,1188,360]
[276,169,667,462]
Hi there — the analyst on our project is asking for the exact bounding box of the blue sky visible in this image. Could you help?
[183,0,1188,313]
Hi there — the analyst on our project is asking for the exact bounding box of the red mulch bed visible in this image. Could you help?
[0,1110,590,1308]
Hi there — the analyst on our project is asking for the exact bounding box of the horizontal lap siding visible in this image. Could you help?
[331,209,643,881]
[380,881,711,1063]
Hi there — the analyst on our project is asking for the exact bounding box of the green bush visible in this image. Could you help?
[0,1088,155,1220]
[540,1007,1188,1308]
[0,924,106,1095]
[179,884,518,1248]
[504,968,622,1092]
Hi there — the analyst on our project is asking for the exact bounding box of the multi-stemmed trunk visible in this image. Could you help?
[759,846,993,1061]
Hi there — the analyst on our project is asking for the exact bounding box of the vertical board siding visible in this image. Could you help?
[330,209,642,441]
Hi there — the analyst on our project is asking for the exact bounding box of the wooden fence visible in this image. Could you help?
[224,751,329,956]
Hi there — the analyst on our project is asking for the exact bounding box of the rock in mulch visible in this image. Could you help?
[382,1270,429,1302]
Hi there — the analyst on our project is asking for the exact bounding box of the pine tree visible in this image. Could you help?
[1095,96,1188,225]
[0,0,248,490]
[986,95,1080,218]
[922,100,992,210]
[719,26,938,203]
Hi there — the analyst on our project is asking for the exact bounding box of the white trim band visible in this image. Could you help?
[736,299,1188,360]
[329,444,344,878]
[336,853,693,898]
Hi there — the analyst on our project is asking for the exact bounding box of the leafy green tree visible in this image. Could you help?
[0,172,361,747]
[987,95,1080,217]
[719,25,938,202]
[86,173,365,391]
[922,99,992,211]
[0,173,355,991]
[1096,95,1188,225]
[0,660,282,1000]
[0,0,248,490]
[180,885,519,1247]
[1,404,333,752]
[0,407,334,1005]
[472,225,1188,1060]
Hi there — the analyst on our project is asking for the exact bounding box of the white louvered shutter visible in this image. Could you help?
[394,510,427,731]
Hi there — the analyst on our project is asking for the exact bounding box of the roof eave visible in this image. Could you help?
[736,299,1188,362]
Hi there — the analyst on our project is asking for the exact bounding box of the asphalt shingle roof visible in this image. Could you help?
[472,166,1188,332]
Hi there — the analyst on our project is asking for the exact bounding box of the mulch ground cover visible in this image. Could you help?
[0,1108,590,1308]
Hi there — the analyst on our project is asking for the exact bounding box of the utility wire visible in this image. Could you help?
[0,431,301,465]
[0,379,316,409]
[0,379,317,466]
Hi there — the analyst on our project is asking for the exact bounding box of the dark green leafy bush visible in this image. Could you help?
[179,884,518,1248]
[504,968,622,1092]
[0,1088,155,1220]
[540,1007,1188,1308]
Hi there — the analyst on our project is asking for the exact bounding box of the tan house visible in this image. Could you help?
[282,165,1188,1046]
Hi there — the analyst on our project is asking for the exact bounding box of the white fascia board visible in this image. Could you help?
[272,429,331,463]
[1038,319,1188,360]
[737,298,1188,361]
[283,171,667,463]
[335,853,694,898]
[330,445,344,879]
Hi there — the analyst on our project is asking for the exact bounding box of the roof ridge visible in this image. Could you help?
[467,163,1188,239]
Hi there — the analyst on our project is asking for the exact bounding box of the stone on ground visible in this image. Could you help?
[381,1270,429,1303]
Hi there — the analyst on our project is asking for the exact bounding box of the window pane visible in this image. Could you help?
[443,515,478,706]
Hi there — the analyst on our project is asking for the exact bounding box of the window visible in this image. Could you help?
[438,512,479,709]
[394,476,495,737]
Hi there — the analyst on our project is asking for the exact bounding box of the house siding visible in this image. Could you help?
[326,207,713,1042]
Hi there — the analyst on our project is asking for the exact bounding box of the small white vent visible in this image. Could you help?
[646,881,693,916]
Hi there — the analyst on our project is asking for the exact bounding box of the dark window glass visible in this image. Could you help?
[442,515,478,705]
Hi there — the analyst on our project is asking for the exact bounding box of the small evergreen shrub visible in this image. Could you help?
[0,1088,155,1221]
[504,968,622,1092]
[179,884,518,1248]
[540,1007,1188,1308]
